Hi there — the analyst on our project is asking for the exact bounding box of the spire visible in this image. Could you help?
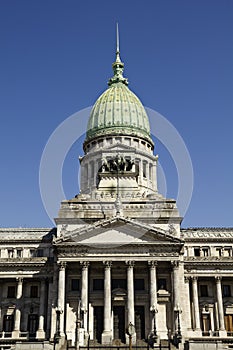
[115,22,121,63]
[108,23,128,86]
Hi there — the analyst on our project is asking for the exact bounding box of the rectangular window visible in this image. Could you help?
[194,248,200,257]
[158,278,167,290]
[134,279,145,291]
[216,248,222,257]
[30,286,38,298]
[16,249,22,258]
[37,249,44,257]
[8,249,14,258]
[112,279,127,290]
[3,315,14,332]
[93,279,104,291]
[30,249,36,257]
[202,248,209,257]
[200,285,208,297]
[71,279,80,291]
[223,285,231,297]
[7,286,16,298]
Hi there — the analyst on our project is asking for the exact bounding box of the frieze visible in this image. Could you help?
[182,231,233,239]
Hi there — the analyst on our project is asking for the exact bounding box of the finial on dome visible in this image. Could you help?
[115,22,121,63]
[108,23,128,86]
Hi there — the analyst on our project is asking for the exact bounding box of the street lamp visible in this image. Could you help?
[54,307,63,349]
[148,306,158,348]
[75,300,82,350]
[173,304,182,348]
[127,322,135,350]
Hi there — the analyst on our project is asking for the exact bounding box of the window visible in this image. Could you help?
[112,279,126,290]
[134,279,145,291]
[216,248,222,257]
[37,249,44,257]
[200,285,208,297]
[71,279,80,291]
[202,248,209,257]
[30,286,38,298]
[8,249,14,258]
[93,279,104,291]
[158,278,167,290]
[223,285,231,297]
[3,315,14,332]
[30,249,36,257]
[194,248,200,257]
[225,248,232,257]
[16,249,22,258]
[7,286,16,298]
[143,162,147,178]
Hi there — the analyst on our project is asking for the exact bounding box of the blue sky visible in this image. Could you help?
[0,0,232,228]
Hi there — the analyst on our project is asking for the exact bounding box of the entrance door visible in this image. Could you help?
[113,306,125,343]
[94,306,103,343]
[225,315,233,334]
[3,315,14,334]
[135,306,145,340]
[28,314,38,338]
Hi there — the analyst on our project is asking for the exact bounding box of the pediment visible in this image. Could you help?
[56,217,182,246]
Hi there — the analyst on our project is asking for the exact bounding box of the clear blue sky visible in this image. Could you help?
[0,0,232,228]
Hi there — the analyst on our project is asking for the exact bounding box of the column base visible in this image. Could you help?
[36,329,46,339]
[219,329,227,337]
[12,330,20,338]
[101,331,112,344]
[192,328,202,337]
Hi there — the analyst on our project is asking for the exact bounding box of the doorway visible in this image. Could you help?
[28,314,38,338]
[94,306,103,343]
[113,306,125,343]
[135,306,145,340]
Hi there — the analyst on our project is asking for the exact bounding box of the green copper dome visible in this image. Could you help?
[85,41,153,144]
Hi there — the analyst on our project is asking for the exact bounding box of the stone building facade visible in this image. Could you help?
[0,43,232,350]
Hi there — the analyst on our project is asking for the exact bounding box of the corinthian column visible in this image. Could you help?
[191,277,200,330]
[81,261,89,331]
[57,262,66,336]
[102,261,112,344]
[126,261,135,326]
[148,261,157,332]
[215,277,226,336]
[36,278,46,339]
[12,277,23,338]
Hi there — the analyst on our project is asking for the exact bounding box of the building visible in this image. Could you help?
[0,38,233,350]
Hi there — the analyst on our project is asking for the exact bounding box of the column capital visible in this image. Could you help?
[58,261,67,270]
[148,260,157,268]
[16,277,23,283]
[191,276,198,282]
[126,260,135,267]
[103,261,112,268]
[184,276,190,283]
[80,261,89,268]
[171,260,180,269]
[215,276,222,283]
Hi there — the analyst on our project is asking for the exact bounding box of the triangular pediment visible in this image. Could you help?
[56,217,183,246]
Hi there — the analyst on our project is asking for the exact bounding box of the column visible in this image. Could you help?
[215,277,226,336]
[12,277,23,338]
[127,261,135,326]
[148,261,157,333]
[183,277,192,330]
[102,261,112,344]
[191,277,201,330]
[57,262,66,336]
[81,261,89,332]
[36,279,46,339]
[126,261,136,344]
